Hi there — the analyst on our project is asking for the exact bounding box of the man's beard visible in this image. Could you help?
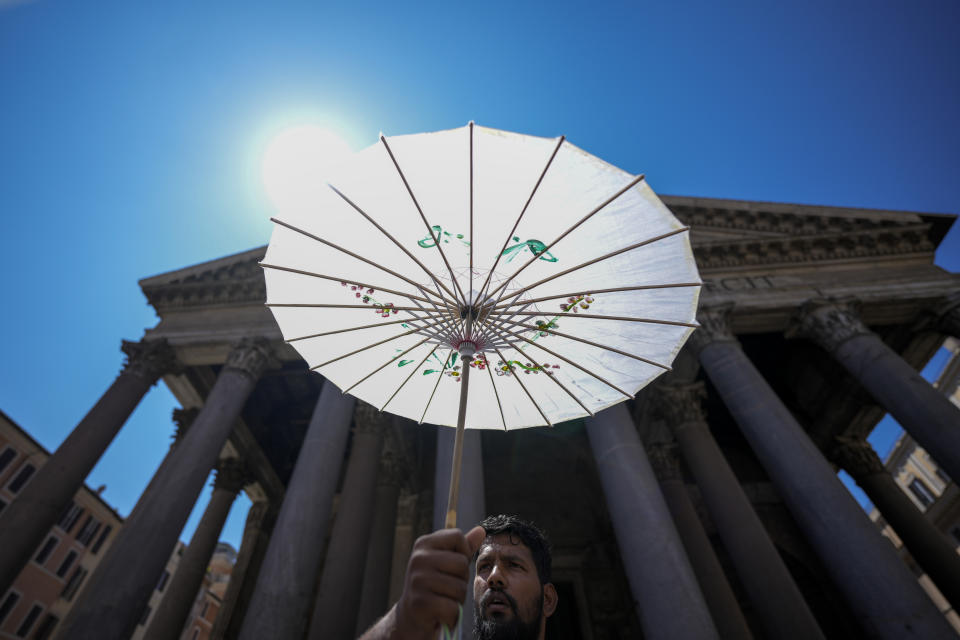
[472,587,543,640]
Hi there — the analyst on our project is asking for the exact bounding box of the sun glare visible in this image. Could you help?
[262,126,353,211]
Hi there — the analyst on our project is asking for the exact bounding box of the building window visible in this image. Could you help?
[138,605,152,627]
[76,518,101,547]
[14,603,42,637]
[908,478,936,508]
[156,570,170,592]
[33,535,59,567]
[0,591,20,626]
[61,567,88,601]
[936,467,951,485]
[32,614,58,640]
[55,551,77,578]
[91,525,112,554]
[56,502,84,534]
[0,447,16,475]
[200,600,209,618]
[191,627,200,640]
[6,464,36,494]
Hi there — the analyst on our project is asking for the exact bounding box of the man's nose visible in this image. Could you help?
[486,563,506,587]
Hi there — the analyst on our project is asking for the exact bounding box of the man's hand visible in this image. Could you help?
[359,525,486,640]
[393,525,485,638]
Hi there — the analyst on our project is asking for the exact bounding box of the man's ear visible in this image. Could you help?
[542,582,558,617]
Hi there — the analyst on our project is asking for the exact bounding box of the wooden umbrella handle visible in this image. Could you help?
[444,362,471,529]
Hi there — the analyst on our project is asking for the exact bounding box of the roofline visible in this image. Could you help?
[138,246,267,288]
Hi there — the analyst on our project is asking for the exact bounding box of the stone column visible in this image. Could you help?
[791,299,960,482]
[658,382,824,640]
[832,436,960,610]
[308,403,388,640]
[433,427,485,639]
[57,337,273,640]
[237,382,355,640]
[143,459,248,640]
[585,404,719,640]
[0,339,180,594]
[645,440,754,640]
[210,500,278,640]
[692,306,956,640]
[355,450,404,636]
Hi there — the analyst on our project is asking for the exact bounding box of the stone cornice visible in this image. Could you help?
[690,226,935,272]
[138,200,954,314]
[141,248,266,313]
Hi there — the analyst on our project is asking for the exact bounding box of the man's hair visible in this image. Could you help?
[477,514,552,584]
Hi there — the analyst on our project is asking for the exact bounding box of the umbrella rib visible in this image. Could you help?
[469,122,474,305]
[326,183,460,309]
[482,354,508,431]
[493,347,552,427]
[474,135,566,309]
[286,316,432,343]
[419,349,455,424]
[267,303,452,313]
[404,302,461,345]
[492,325,634,400]
[486,227,691,316]
[270,217,456,307]
[259,262,438,306]
[484,226,690,317]
[341,336,434,396]
[489,282,702,310]
[478,173,646,308]
[310,326,426,370]
[486,325,594,417]
[380,135,469,306]
[380,344,440,412]
[482,315,673,371]
[485,309,699,328]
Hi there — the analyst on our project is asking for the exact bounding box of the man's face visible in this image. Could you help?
[472,534,557,640]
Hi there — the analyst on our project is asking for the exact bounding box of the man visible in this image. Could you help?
[360,515,558,640]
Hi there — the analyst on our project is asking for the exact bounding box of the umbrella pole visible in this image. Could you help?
[444,361,470,528]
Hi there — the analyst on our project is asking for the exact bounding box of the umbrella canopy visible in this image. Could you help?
[263,123,700,430]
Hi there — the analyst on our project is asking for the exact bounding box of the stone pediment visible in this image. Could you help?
[139,197,955,314]
[661,195,954,273]
[139,246,267,313]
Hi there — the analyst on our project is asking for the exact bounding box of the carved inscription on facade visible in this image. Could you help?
[703,275,778,293]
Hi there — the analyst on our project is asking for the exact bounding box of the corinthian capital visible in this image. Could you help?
[788,299,872,352]
[376,451,406,487]
[354,401,389,436]
[646,442,683,482]
[654,382,708,427]
[686,304,737,356]
[214,458,250,494]
[933,291,960,339]
[171,407,199,447]
[121,339,182,383]
[225,337,276,380]
[830,436,884,480]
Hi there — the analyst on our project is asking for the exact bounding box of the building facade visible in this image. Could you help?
[0,195,958,639]
[0,411,122,640]
[868,337,960,632]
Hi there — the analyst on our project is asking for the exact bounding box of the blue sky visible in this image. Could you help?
[1,1,957,550]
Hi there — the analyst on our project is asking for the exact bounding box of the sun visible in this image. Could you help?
[262,125,353,211]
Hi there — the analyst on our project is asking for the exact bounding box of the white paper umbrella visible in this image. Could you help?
[263,123,701,526]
